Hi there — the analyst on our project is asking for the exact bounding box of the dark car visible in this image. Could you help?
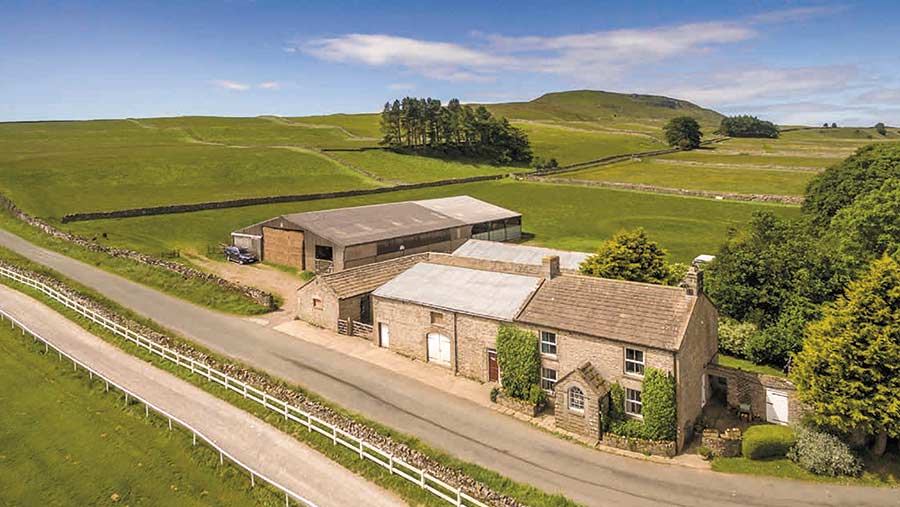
[224,245,258,265]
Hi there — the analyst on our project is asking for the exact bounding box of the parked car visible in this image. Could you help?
[224,245,258,265]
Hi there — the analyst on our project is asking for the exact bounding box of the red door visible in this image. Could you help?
[487,349,499,382]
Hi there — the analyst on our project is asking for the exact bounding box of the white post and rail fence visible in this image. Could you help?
[0,266,491,507]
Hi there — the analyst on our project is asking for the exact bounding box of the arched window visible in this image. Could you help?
[568,386,585,412]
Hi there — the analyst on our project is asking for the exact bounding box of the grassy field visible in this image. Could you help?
[513,122,666,165]
[712,455,899,487]
[565,159,814,196]
[64,179,801,263]
[0,323,274,507]
[658,150,841,168]
[0,120,379,218]
[328,149,518,183]
[286,113,382,138]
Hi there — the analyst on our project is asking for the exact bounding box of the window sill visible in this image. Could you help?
[568,408,584,415]
[623,371,644,380]
[625,413,644,420]
[541,353,558,360]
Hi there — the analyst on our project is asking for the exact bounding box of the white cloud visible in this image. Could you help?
[388,82,416,91]
[213,80,251,91]
[748,5,847,24]
[670,66,857,106]
[856,87,900,103]
[258,81,281,90]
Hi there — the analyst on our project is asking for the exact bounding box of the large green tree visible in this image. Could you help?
[830,179,900,263]
[803,142,900,228]
[579,228,673,284]
[791,256,900,455]
[719,115,779,138]
[663,116,702,149]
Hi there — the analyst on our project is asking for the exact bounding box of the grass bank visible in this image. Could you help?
[712,455,899,487]
[0,322,281,507]
[0,248,579,507]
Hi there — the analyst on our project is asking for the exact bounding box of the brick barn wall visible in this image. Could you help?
[262,227,304,270]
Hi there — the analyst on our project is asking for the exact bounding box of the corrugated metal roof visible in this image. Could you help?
[452,240,591,271]
[373,263,542,321]
[276,196,519,246]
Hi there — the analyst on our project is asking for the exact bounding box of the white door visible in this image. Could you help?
[378,323,390,348]
[427,332,451,366]
[765,388,789,425]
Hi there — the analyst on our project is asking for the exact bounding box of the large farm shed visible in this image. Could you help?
[231,196,521,273]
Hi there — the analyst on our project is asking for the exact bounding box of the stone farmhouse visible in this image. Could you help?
[230,196,521,274]
[297,237,717,450]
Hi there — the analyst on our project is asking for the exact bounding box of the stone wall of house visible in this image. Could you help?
[371,296,445,365]
[0,259,521,507]
[706,363,801,424]
[0,194,276,310]
[674,294,719,450]
[554,375,602,440]
[261,227,304,270]
[454,312,503,381]
[296,278,339,331]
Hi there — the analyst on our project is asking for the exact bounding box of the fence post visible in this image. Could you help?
[388,453,394,474]
[193,432,197,447]
[332,426,337,445]
[168,418,172,431]
[145,405,149,418]
[358,439,363,459]
[250,473,255,487]
[420,470,426,489]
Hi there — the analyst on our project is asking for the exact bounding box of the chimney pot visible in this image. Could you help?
[542,255,560,280]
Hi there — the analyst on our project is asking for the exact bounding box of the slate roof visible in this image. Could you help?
[317,254,428,299]
[516,275,696,351]
[452,239,591,271]
[373,263,542,321]
[278,196,519,246]
[557,362,609,396]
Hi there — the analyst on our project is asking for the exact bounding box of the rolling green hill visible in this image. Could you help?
[483,90,725,126]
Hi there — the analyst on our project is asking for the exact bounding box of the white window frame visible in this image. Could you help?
[568,386,585,413]
[625,387,643,417]
[540,330,557,357]
[624,347,645,377]
[540,367,557,393]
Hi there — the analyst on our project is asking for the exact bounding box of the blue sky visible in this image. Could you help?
[2,0,899,125]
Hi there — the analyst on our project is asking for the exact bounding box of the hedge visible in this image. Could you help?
[742,425,796,460]
[495,325,540,400]
[642,368,677,441]
[787,426,862,477]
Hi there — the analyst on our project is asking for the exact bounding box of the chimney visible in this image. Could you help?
[542,255,560,280]
[681,265,703,296]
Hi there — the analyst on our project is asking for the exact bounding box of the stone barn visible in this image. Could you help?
[231,196,521,274]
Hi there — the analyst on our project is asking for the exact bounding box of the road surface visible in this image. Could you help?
[1,228,897,507]
[0,284,403,507]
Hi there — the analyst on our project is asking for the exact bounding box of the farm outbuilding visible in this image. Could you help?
[231,196,521,273]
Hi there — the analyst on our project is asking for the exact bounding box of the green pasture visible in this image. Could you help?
[659,150,840,168]
[328,149,517,183]
[64,179,801,263]
[286,113,382,138]
[514,122,666,165]
[0,324,272,507]
[565,159,814,196]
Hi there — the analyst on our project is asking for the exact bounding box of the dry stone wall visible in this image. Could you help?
[0,259,524,507]
[0,194,276,310]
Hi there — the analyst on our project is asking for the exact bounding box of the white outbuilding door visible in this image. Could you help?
[765,388,790,425]
[378,323,390,348]
[427,332,451,366]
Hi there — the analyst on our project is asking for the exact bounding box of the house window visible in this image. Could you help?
[625,388,642,416]
[568,386,585,412]
[540,367,557,392]
[540,331,557,356]
[430,312,444,325]
[312,297,323,310]
[315,245,333,261]
[625,347,645,376]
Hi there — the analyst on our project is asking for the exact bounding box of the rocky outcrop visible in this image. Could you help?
[0,195,276,310]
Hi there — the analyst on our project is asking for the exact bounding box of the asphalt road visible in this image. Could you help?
[1,228,897,507]
[0,283,403,507]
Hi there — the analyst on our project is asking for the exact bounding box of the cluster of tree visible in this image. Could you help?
[379,97,532,164]
[718,115,779,138]
[578,228,687,286]
[703,141,900,455]
[662,116,703,149]
[822,122,838,128]
[875,122,887,135]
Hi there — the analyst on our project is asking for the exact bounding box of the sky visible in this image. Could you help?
[2,0,899,125]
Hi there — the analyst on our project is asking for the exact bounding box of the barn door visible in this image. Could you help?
[427,332,451,366]
[487,349,498,382]
[765,388,789,425]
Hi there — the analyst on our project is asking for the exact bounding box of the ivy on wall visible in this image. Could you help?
[606,368,677,441]
[496,325,540,400]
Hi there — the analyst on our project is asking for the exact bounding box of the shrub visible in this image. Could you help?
[608,383,626,426]
[742,425,796,460]
[719,115,780,138]
[697,446,714,460]
[527,384,546,405]
[609,418,648,439]
[642,368,677,441]
[717,318,757,358]
[495,325,540,400]
[489,386,500,403]
[787,426,862,477]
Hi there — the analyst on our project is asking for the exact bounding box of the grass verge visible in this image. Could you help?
[0,211,276,315]
[712,454,899,487]
[0,322,283,507]
[716,355,785,377]
[0,247,579,507]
